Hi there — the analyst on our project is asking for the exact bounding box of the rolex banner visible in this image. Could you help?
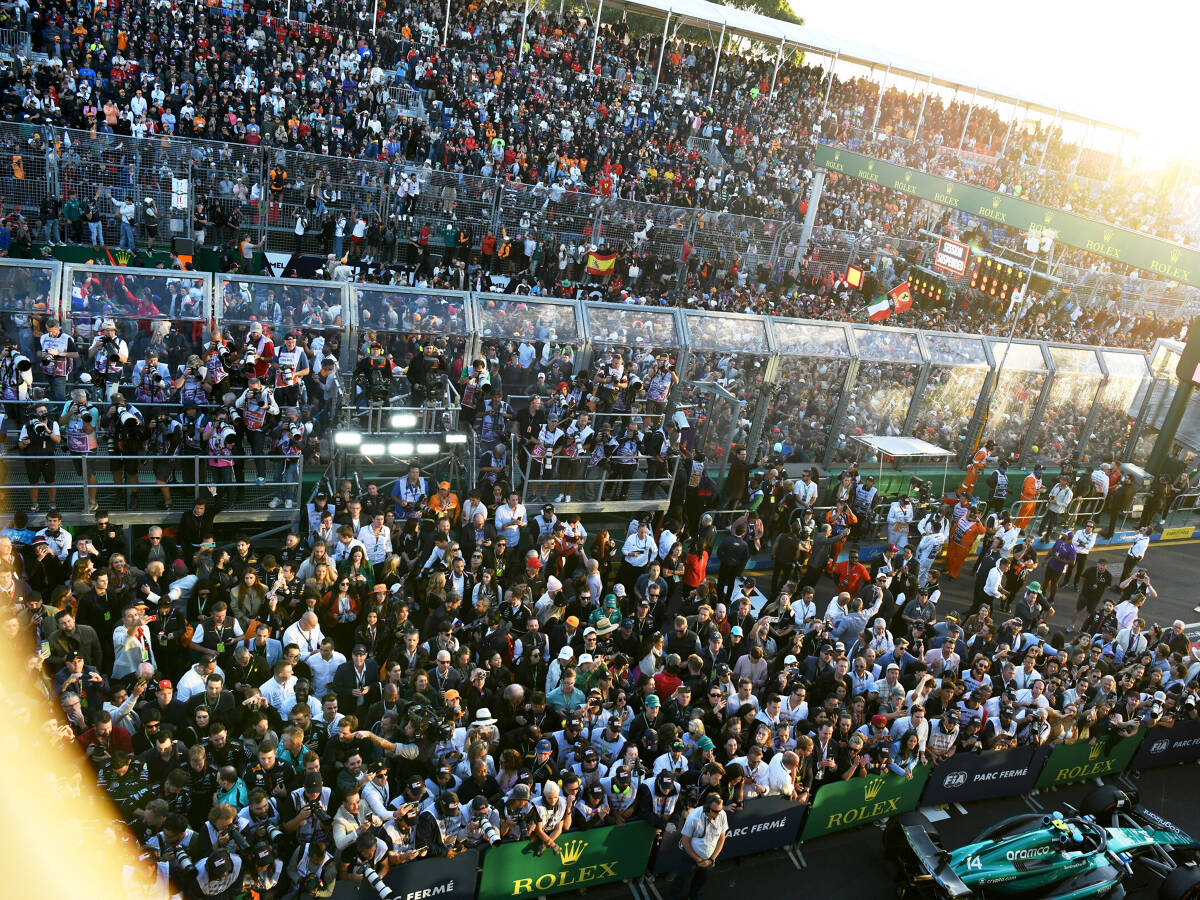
[653,796,809,874]
[919,745,1048,806]
[800,766,930,841]
[814,145,1200,290]
[377,848,479,900]
[1034,733,1145,789]
[477,822,656,900]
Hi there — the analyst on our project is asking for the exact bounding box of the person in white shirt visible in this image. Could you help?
[657,523,678,561]
[282,612,326,659]
[259,662,298,712]
[765,751,800,798]
[495,492,527,546]
[621,523,656,574]
[307,639,347,698]
[793,471,818,507]
[1090,464,1111,498]
[176,661,225,704]
[357,515,392,566]
[112,606,157,679]
[1121,527,1151,582]
[1068,523,1098,589]
[731,746,770,796]
[887,497,914,549]
[983,557,1010,608]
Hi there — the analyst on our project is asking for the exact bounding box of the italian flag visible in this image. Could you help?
[867,295,891,322]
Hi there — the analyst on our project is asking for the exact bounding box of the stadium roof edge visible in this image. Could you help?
[595,0,1136,135]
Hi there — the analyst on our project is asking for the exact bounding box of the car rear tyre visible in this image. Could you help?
[1160,866,1200,900]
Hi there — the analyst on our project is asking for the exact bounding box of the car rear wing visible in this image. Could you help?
[901,824,973,899]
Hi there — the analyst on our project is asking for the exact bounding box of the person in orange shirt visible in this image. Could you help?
[429,481,460,522]
[945,509,986,579]
[961,440,995,496]
[1013,466,1044,533]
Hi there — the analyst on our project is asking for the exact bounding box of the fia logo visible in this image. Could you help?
[942,771,967,788]
[1151,739,1170,753]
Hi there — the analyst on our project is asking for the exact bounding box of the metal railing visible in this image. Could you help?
[3,452,303,517]
[516,452,681,512]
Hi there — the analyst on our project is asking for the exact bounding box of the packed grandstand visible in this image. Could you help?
[4,0,1200,898]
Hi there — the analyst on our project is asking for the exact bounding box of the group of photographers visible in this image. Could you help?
[5,306,334,512]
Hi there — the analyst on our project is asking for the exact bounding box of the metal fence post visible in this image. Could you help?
[257,147,271,252]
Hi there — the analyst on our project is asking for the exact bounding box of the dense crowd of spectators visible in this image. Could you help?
[0,0,1188,335]
[7,434,1197,896]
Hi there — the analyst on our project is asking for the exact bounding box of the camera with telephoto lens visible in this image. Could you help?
[356,864,395,899]
[473,815,501,846]
[30,419,48,438]
[247,388,261,403]
[306,799,332,826]
[255,821,285,845]
[100,335,119,351]
[221,823,250,852]
[167,844,195,874]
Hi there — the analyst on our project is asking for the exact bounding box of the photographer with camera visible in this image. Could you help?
[174,352,212,410]
[268,410,306,510]
[193,847,244,900]
[273,333,310,409]
[285,838,338,899]
[88,320,129,402]
[0,336,35,421]
[353,341,393,415]
[132,349,172,406]
[236,376,280,485]
[146,412,183,510]
[205,410,240,506]
[38,318,77,402]
[338,831,391,895]
[19,401,61,512]
[282,772,334,845]
[104,393,147,510]
[59,387,100,512]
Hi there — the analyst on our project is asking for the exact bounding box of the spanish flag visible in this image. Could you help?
[888,280,913,314]
[586,249,617,275]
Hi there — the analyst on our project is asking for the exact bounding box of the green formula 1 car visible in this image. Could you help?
[884,786,1200,899]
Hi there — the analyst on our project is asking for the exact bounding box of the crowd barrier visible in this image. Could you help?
[319,723,1200,899]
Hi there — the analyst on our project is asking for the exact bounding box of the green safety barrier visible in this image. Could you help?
[477,821,656,900]
[1034,733,1146,789]
[813,145,1200,289]
[800,766,932,841]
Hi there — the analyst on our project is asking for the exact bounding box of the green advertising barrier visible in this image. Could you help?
[477,821,656,900]
[800,766,931,841]
[813,145,1200,289]
[1034,734,1146,789]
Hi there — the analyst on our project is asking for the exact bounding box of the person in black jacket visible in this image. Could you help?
[178,496,225,561]
[331,647,382,714]
[716,524,751,606]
